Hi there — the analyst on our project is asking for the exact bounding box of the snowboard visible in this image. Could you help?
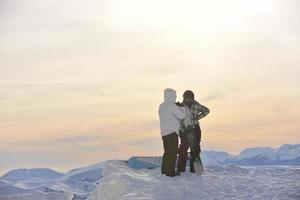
[186,127,204,175]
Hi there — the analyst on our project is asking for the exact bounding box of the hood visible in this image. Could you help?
[164,88,176,103]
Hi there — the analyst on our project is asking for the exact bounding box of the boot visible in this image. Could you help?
[190,158,195,173]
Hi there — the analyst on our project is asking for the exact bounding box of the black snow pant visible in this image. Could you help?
[177,124,201,172]
[161,132,178,177]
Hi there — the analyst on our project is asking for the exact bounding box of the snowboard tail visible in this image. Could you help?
[193,156,204,175]
[186,127,203,175]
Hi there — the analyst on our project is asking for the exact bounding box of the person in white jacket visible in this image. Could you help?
[158,88,186,177]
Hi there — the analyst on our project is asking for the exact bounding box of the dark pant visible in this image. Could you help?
[177,125,201,172]
[161,132,178,177]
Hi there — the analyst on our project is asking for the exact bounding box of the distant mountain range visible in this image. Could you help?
[128,144,300,169]
[202,143,300,166]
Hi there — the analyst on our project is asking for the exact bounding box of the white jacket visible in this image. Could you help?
[158,88,186,137]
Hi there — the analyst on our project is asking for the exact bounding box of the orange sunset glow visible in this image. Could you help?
[0,0,300,175]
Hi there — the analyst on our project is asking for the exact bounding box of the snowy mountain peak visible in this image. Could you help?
[276,144,300,160]
[1,168,63,180]
[238,147,274,159]
[278,144,300,152]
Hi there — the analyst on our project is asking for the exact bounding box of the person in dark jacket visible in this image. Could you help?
[176,90,210,172]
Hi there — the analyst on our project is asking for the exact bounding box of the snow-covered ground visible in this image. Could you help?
[1,144,300,200]
[88,160,300,200]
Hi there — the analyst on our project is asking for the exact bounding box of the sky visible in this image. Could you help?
[0,0,299,175]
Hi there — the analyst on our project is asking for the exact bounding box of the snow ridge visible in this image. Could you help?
[88,160,300,200]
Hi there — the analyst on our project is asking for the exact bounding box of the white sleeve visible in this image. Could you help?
[172,105,186,120]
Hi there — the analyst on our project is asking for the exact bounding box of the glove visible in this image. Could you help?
[175,102,183,107]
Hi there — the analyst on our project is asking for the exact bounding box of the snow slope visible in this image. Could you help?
[88,160,300,200]
[0,190,73,200]
[0,161,106,200]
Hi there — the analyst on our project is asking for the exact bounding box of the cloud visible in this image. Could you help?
[1,135,97,148]
[0,0,300,176]
[125,135,161,150]
[201,85,248,103]
[54,135,98,144]
[202,92,222,102]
